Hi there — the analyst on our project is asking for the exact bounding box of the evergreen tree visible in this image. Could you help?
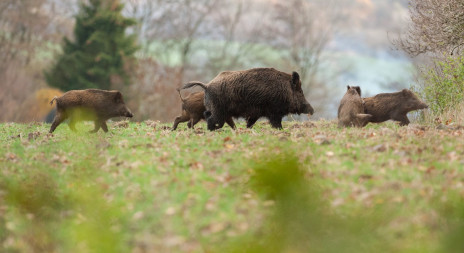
[45,0,138,91]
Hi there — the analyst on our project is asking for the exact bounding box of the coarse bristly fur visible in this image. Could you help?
[171,90,235,130]
[363,89,428,126]
[338,86,372,127]
[49,89,133,133]
[181,68,314,130]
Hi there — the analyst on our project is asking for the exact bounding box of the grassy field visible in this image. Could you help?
[1,120,464,252]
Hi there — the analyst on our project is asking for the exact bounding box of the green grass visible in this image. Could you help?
[1,120,464,252]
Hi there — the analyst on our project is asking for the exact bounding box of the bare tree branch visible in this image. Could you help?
[394,0,464,56]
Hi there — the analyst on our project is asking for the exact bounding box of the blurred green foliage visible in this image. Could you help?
[420,56,464,114]
[0,145,128,252]
[438,192,464,253]
[220,154,392,253]
[45,0,138,91]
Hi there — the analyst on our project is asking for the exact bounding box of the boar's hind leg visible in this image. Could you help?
[190,117,202,129]
[226,117,236,129]
[172,114,189,130]
[89,120,101,133]
[49,112,67,133]
[269,116,283,129]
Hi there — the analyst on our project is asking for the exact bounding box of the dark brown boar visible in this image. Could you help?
[363,89,428,126]
[338,86,372,127]
[181,68,314,130]
[171,90,235,130]
[49,89,133,133]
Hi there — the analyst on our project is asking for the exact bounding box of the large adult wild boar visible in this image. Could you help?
[363,89,428,126]
[338,86,372,127]
[49,89,133,133]
[172,90,235,130]
[181,68,314,130]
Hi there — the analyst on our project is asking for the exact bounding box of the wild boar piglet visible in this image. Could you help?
[172,90,235,130]
[363,89,428,126]
[338,85,372,127]
[49,89,133,133]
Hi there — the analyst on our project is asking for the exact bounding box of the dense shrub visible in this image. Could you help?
[418,56,464,115]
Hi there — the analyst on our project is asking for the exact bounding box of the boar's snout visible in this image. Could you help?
[301,103,314,115]
[414,101,428,110]
[119,106,133,118]
[126,110,134,118]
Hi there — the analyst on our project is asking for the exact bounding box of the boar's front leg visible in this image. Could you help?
[269,116,283,129]
[246,117,259,129]
[206,117,216,131]
[225,117,236,129]
[396,114,410,126]
[68,118,77,132]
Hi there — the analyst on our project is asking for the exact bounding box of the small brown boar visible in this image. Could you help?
[49,89,133,133]
[181,68,314,130]
[363,89,428,126]
[338,86,372,127]
[172,90,235,130]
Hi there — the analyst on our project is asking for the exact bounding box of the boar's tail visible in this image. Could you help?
[356,114,372,127]
[356,114,372,120]
[49,96,58,106]
[181,81,207,91]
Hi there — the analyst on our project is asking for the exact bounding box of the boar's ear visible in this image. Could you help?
[401,89,411,96]
[292,72,301,90]
[355,86,361,96]
[346,85,350,91]
[113,91,123,103]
